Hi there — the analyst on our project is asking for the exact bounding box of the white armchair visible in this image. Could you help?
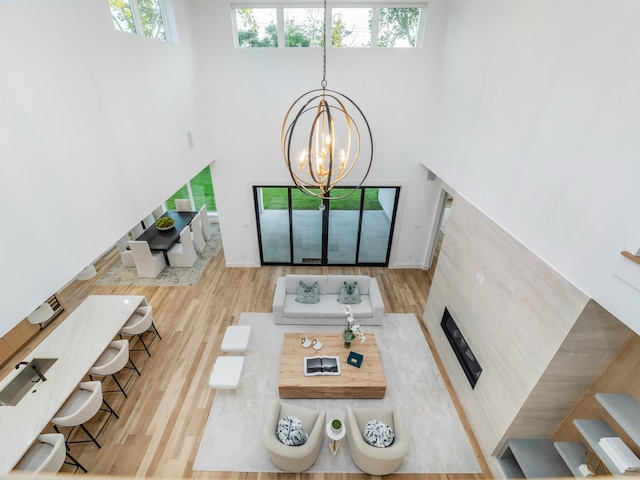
[128,241,166,278]
[344,405,409,475]
[263,400,326,473]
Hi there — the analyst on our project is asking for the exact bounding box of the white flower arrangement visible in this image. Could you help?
[342,305,365,344]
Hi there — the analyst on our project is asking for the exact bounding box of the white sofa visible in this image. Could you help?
[272,274,384,325]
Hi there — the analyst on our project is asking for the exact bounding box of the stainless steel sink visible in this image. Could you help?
[0,358,58,406]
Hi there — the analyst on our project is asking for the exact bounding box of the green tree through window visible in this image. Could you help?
[233,6,423,49]
[109,0,167,41]
[377,8,420,47]
[236,8,278,47]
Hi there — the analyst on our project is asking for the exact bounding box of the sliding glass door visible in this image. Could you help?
[291,188,323,264]
[256,187,291,264]
[255,186,399,266]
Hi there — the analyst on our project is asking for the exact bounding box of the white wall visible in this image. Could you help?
[0,0,214,337]
[0,0,449,337]
[191,1,442,268]
[422,0,640,333]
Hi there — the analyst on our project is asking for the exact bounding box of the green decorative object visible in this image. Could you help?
[343,328,355,348]
[155,217,175,230]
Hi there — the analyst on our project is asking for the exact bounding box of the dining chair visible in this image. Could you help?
[117,234,135,267]
[120,305,161,357]
[51,381,118,451]
[89,340,140,398]
[191,216,206,254]
[129,222,144,239]
[128,240,166,278]
[167,225,198,267]
[199,204,214,241]
[142,213,156,230]
[116,234,130,252]
[175,199,191,211]
[152,204,166,219]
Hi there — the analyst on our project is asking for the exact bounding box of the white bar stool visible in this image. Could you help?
[51,381,118,451]
[13,433,66,474]
[89,340,140,398]
[120,305,161,357]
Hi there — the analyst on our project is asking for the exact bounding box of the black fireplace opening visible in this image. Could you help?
[440,307,482,388]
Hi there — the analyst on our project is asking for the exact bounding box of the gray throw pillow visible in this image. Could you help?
[295,281,320,304]
[337,281,361,304]
[276,415,308,446]
[363,419,395,448]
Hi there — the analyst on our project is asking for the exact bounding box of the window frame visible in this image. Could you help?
[232,3,427,49]
[110,0,178,44]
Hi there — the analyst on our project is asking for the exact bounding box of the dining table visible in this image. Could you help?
[135,210,198,262]
[0,295,147,474]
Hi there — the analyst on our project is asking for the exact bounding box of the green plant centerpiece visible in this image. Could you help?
[331,419,342,433]
[155,217,175,230]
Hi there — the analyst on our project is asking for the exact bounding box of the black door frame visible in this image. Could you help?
[254,186,400,266]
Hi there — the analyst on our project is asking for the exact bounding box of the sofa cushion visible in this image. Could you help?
[284,294,372,318]
[337,281,361,304]
[327,275,370,295]
[295,281,320,304]
[285,275,328,295]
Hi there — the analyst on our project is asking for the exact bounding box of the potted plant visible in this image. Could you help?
[342,305,365,348]
[331,419,343,434]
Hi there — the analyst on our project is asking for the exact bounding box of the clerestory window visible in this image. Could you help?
[233,4,426,49]
[109,0,177,43]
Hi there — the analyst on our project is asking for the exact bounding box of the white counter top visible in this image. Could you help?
[0,295,146,474]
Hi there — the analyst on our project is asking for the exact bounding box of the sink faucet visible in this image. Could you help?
[14,361,47,382]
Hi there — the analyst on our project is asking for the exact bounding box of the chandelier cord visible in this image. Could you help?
[321,0,327,89]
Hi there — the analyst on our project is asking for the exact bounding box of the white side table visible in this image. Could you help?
[326,421,346,455]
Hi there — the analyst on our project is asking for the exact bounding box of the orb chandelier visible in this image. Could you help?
[281,0,373,200]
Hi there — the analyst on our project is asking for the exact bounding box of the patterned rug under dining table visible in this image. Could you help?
[279,332,387,399]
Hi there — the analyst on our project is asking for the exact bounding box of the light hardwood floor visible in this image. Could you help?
[2,231,492,479]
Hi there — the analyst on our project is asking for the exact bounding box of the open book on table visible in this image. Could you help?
[304,356,341,376]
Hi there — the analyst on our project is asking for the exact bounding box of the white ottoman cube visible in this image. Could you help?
[209,356,244,389]
[221,325,251,353]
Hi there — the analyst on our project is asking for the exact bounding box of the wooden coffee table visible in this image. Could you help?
[279,332,386,399]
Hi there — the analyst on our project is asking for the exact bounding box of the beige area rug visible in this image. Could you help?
[97,225,220,287]
[193,313,481,474]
